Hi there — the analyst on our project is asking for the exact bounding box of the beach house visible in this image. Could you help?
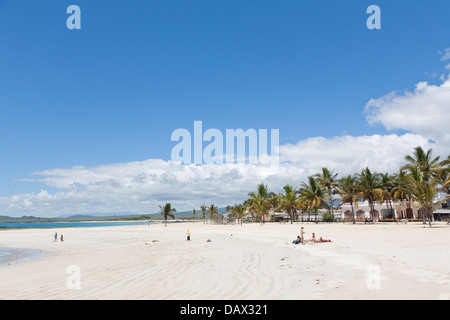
[340,191,449,222]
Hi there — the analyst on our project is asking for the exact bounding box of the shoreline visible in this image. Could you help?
[0,222,449,300]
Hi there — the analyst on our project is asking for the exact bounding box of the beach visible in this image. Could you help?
[0,222,449,300]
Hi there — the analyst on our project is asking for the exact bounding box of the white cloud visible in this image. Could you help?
[365,77,450,148]
[279,133,433,175]
[440,48,450,70]
[441,48,450,60]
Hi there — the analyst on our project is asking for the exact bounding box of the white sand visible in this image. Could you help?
[0,221,449,300]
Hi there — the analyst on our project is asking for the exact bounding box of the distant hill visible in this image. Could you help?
[0,215,57,223]
[0,207,228,222]
[58,212,137,218]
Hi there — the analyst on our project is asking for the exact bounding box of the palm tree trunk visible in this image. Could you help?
[427,205,433,227]
[329,187,334,217]
[351,201,355,225]
[407,200,411,221]
[369,201,375,224]
[389,200,394,222]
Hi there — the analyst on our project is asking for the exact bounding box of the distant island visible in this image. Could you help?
[0,208,227,224]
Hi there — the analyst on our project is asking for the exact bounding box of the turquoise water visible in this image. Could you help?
[0,221,158,229]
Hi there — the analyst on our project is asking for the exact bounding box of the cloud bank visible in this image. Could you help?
[0,133,434,216]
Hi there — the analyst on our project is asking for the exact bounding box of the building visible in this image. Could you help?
[340,192,449,222]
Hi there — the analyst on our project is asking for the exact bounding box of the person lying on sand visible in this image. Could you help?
[307,233,331,243]
[292,236,301,244]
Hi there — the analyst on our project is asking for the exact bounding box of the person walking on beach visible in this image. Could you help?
[60,234,64,242]
[186,229,191,241]
[54,232,58,242]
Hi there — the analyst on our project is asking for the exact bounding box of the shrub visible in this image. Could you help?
[322,212,335,222]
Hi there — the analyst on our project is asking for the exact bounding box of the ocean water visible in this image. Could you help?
[0,220,158,229]
[0,247,46,268]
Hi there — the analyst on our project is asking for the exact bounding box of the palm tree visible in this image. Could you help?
[409,179,444,227]
[230,204,246,226]
[299,176,328,223]
[158,203,176,227]
[192,209,196,223]
[250,197,270,225]
[277,184,300,224]
[243,199,255,222]
[297,201,309,223]
[443,174,450,193]
[208,204,219,222]
[401,147,445,224]
[247,183,275,223]
[315,168,339,216]
[337,175,359,224]
[200,204,207,224]
[380,173,396,221]
[356,168,383,223]
[392,170,414,220]
[248,183,275,201]
[438,156,450,194]
[402,146,441,182]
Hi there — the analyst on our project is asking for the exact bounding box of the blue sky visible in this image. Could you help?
[1,1,449,216]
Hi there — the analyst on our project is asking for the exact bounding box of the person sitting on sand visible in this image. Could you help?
[292,236,301,244]
[304,233,317,243]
